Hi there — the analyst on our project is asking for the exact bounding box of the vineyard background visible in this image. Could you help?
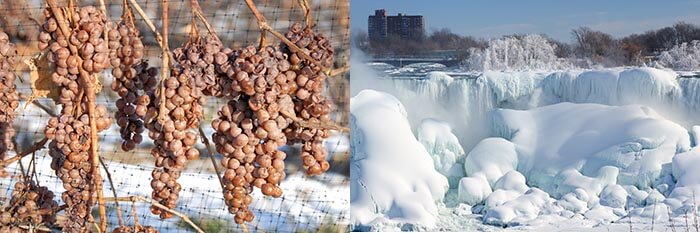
[0,0,349,232]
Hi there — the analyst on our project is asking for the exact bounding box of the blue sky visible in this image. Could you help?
[351,0,700,42]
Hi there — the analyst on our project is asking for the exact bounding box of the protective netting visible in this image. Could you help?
[0,0,349,232]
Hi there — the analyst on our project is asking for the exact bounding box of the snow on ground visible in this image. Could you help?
[350,90,448,230]
[1,150,348,232]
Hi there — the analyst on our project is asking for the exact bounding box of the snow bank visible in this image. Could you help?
[417,118,465,187]
[463,137,519,187]
[350,90,449,229]
[492,102,690,191]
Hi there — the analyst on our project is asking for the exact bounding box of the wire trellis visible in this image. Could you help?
[0,0,349,232]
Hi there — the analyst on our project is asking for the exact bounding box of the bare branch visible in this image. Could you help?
[198,126,224,190]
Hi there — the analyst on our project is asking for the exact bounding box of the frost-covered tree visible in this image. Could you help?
[658,40,700,70]
[464,34,571,71]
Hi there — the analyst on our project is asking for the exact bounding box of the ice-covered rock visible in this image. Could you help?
[493,170,528,193]
[631,203,670,221]
[350,90,449,228]
[484,189,523,212]
[417,118,466,187]
[556,189,590,214]
[670,148,700,206]
[458,176,492,205]
[624,185,650,207]
[645,189,665,205]
[599,184,628,208]
[552,166,619,199]
[464,137,519,187]
[491,102,691,192]
[483,188,554,226]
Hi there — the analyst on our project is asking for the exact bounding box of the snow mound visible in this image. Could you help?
[483,188,554,226]
[670,148,700,206]
[350,90,449,229]
[458,176,492,205]
[462,102,692,226]
[491,102,690,192]
[493,170,528,193]
[417,118,465,187]
[464,137,519,187]
[552,166,619,199]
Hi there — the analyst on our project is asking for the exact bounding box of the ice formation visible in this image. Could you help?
[469,102,690,226]
[492,103,690,190]
[417,118,466,187]
[383,67,700,150]
[350,90,449,229]
[352,59,700,230]
[482,188,554,226]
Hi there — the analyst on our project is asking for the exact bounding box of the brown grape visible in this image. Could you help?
[0,31,18,178]
[0,177,59,231]
[40,6,113,232]
[108,21,154,151]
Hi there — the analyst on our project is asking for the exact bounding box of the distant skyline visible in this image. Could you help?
[351,0,700,42]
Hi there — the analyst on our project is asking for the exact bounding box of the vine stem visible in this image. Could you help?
[100,158,124,227]
[99,0,108,42]
[158,0,169,124]
[198,126,224,190]
[126,0,173,65]
[45,0,106,231]
[296,0,312,27]
[329,66,349,77]
[189,0,220,41]
[243,0,329,72]
[85,29,107,233]
[103,196,205,233]
[0,138,48,168]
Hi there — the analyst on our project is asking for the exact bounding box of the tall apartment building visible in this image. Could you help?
[368,9,424,46]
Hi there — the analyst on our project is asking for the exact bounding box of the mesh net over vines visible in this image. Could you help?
[0,0,349,232]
